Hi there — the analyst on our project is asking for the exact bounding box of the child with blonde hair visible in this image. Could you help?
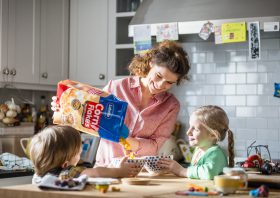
[30,125,141,184]
[158,105,234,180]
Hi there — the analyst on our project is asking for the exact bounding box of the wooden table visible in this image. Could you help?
[0,172,279,198]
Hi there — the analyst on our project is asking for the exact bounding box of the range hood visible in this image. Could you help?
[129,0,280,36]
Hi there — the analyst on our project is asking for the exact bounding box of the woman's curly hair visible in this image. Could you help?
[128,40,190,85]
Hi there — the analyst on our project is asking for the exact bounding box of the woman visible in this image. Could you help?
[96,40,190,166]
[52,40,190,167]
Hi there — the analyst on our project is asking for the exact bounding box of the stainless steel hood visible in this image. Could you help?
[129,0,280,36]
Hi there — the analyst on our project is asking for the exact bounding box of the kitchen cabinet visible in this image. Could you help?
[0,0,69,87]
[69,0,141,86]
[69,0,108,86]
[108,0,141,80]
[0,0,40,84]
[39,0,69,85]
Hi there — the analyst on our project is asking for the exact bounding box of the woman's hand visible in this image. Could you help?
[117,157,142,177]
[158,158,187,177]
[51,96,60,112]
[125,137,140,152]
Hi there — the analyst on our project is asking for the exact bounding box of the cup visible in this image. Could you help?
[223,167,248,188]
[214,175,247,194]
[20,138,31,158]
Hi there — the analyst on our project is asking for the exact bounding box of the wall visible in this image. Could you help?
[171,32,280,160]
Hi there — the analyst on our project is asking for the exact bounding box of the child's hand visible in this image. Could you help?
[51,96,60,112]
[118,157,142,177]
[158,158,186,177]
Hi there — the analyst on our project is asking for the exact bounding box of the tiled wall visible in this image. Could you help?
[171,33,280,160]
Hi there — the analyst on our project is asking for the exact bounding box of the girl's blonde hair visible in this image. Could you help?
[30,125,82,176]
[192,105,235,167]
[128,40,190,85]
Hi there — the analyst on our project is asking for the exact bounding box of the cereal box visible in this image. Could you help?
[53,80,129,142]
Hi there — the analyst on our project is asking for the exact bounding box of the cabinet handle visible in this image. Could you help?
[10,68,16,76]
[42,72,48,79]
[99,74,105,80]
[2,68,9,75]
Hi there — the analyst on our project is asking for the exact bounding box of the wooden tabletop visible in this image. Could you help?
[0,172,279,198]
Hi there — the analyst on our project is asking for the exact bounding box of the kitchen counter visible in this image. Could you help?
[0,169,34,178]
[0,172,280,198]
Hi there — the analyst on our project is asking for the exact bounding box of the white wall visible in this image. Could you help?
[171,33,280,160]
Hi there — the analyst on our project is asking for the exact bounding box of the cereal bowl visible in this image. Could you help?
[144,155,173,176]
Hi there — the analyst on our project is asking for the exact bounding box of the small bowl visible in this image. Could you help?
[144,155,173,176]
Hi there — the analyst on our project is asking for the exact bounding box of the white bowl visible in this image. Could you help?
[144,155,173,175]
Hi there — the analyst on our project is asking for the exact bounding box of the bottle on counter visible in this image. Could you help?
[35,96,49,133]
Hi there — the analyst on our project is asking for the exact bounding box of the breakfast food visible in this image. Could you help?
[119,137,135,159]
[53,80,129,142]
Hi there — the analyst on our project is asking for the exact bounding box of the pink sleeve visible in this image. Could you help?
[135,102,180,156]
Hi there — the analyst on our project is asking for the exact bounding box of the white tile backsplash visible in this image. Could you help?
[196,63,216,74]
[267,49,280,60]
[247,73,267,84]
[205,96,225,106]
[237,62,257,72]
[237,84,257,95]
[216,62,236,73]
[236,107,256,117]
[216,85,236,95]
[267,119,280,129]
[192,52,206,63]
[235,129,256,140]
[257,84,274,95]
[226,96,246,106]
[257,129,279,140]
[247,96,269,106]
[256,106,279,118]
[206,74,225,84]
[246,118,268,129]
[226,51,247,62]
[258,61,280,72]
[226,74,246,84]
[172,36,280,159]
[262,39,280,50]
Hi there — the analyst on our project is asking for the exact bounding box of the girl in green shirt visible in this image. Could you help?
[158,105,234,180]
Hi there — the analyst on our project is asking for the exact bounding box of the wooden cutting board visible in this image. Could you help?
[248,173,280,189]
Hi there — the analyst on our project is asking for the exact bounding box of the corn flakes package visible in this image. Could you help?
[53,80,129,142]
